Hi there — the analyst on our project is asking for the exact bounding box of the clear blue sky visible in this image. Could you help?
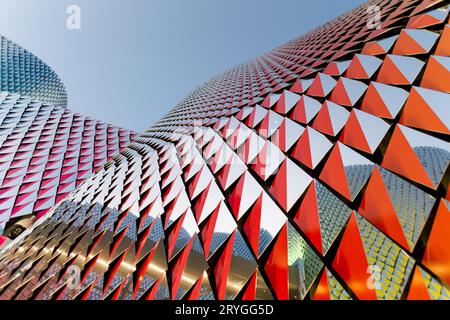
[0,0,366,132]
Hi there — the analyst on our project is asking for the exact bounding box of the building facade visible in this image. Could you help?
[0,35,67,105]
[0,36,136,245]
[0,0,449,300]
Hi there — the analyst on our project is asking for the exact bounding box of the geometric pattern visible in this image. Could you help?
[0,34,136,245]
[0,0,449,300]
[0,36,67,106]
[0,92,136,237]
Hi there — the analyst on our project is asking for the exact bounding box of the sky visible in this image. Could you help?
[0,0,366,132]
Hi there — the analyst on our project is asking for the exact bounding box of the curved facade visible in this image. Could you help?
[0,37,136,244]
[0,0,449,300]
[0,35,67,105]
[0,92,136,238]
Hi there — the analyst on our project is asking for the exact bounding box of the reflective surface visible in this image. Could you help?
[0,0,450,300]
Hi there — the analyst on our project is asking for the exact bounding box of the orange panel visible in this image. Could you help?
[319,144,352,200]
[407,267,430,300]
[377,56,410,85]
[361,42,386,55]
[435,25,450,56]
[422,200,450,286]
[243,194,263,257]
[382,126,435,189]
[187,274,205,300]
[340,110,372,154]
[312,104,335,136]
[214,232,236,300]
[264,224,289,300]
[291,129,313,169]
[421,57,450,93]
[360,82,397,119]
[393,31,428,55]
[241,271,258,300]
[400,87,449,134]
[293,182,323,254]
[312,269,331,300]
[332,213,377,300]
[329,78,352,105]
[359,167,410,250]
